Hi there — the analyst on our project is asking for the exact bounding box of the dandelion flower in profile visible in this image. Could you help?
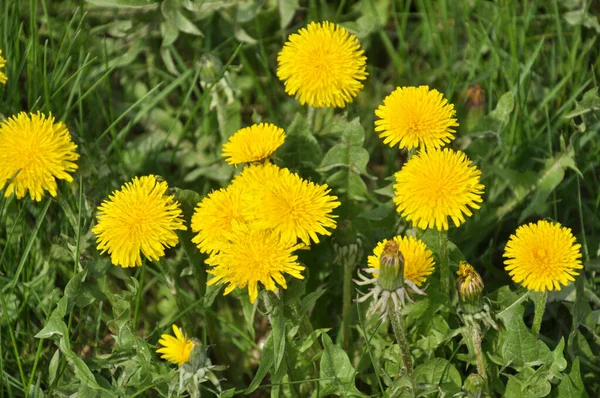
[367,235,435,286]
[254,171,341,245]
[504,220,583,292]
[456,261,484,300]
[222,123,285,166]
[375,86,458,150]
[0,112,79,201]
[394,148,484,231]
[277,21,367,108]
[0,50,6,84]
[93,175,187,268]
[191,183,253,254]
[157,325,195,366]
[206,223,305,303]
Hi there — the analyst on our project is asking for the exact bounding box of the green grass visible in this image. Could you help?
[0,0,599,396]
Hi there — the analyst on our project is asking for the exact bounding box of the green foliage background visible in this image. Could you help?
[0,0,599,396]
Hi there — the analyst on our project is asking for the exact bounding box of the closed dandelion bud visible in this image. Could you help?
[457,261,484,313]
[378,240,405,291]
[463,373,487,397]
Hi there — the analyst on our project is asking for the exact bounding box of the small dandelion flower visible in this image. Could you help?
[504,220,583,292]
[368,236,435,286]
[206,223,305,303]
[394,148,484,231]
[254,171,341,245]
[157,325,195,366]
[0,112,79,201]
[375,86,458,150]
[222,123,285,166]
[93,175,187,268]
[191,183,253,254]
[277,21,367,108]
[456,261,484,301]
[0,49,6,84]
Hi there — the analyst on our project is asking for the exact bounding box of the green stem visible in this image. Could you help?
[389,302,412,375]
[439,230,450,296]
[531,291,547,337]
[341,261,354,349]
[471,326,488,384]
[133,265,146,329]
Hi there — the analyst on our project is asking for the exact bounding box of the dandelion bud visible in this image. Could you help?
[463,373,487,397]
[457,262,484,313]
[378,240,405,291]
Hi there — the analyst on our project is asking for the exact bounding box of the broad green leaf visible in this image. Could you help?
[319,145,369,174]
[497,299,551,369]
[319,333,363,396]
[246,335,274,393]
[564,9,600,33]
[271,297,286,373]
[48,350,61,385]
[412,358,461,393]
[161,0,203,36]
[278,113,323,170]
[505,368,551,398]
[470,92,514,135]
[279,0,299,28]
[564,88,600,119]
[519,147,581,222]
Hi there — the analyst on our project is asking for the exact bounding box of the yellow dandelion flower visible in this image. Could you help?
[156,325,195,366]
[222,123,285,166]
[504,220,583,292]
[253,171,340,245]
[456,261,484,300]
[394,148,484,231]
[93,175,187,268]
[368,235,435,286]
[206,223,305,303]
[277,21,367,108]
[191,183,253,254]
[0,112,79,201]
[375,86,458,150]
[0,50,6,84]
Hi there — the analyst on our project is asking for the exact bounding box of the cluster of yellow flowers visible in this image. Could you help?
[0,19,584,367]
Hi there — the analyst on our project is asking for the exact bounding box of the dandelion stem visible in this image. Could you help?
[471,325,488,384]
[531,291,547,336]
[389,301,412,375]
[439,230,450,296]
[341,261,354,349]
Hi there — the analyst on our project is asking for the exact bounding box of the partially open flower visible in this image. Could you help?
[455,262,498,330]
[355,236,433,318]
[457,261,484,305]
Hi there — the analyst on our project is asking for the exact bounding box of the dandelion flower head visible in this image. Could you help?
[368,235,435,286]
[157,325,195,366]
[206,223,305,303]
[375,86,458,150]
[222,123,285,166]
[93,175,187,268]
[0,112,79,201]
[191,183,253,254]
[0,49,6,84]
[394,148,484,231]
[277,21,367,108]
[456,261,484,299]
[504,220,583,292]
[253,170,340,245]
